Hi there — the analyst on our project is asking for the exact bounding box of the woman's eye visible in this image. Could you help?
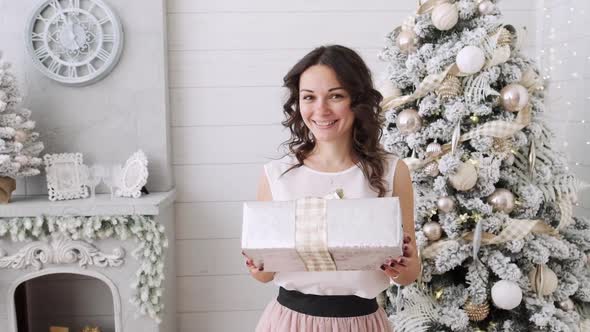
[330,94,344,99]
[302,95,314,101]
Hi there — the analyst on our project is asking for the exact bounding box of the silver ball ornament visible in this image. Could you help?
[431,3,459,31]
[395,108,422,134]
[396,30,418,53]
[487,188,515,214]
[437,196,456,213]
[423,221,443,241]
[478,0,495,15]
[557,298,575,312]
[500,83,529,112]
[449,162,478,191]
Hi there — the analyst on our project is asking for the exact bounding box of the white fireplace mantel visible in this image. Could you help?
[0,190,176,332]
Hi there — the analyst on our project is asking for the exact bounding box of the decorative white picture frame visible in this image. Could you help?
[44,153,89,201]
[115,150,148,198]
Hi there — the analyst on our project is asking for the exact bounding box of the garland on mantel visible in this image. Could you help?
[0,214,168,322]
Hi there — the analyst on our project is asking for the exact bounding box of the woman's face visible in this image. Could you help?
[299,64,355,143]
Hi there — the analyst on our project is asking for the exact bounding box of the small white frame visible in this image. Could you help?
[115,150,148,198]
[44,153,89,201]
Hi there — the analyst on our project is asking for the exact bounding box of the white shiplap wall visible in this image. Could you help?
[166,1,539,331]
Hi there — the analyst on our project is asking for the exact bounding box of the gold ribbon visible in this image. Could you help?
[422,219,557,259]
[294,190,344,271]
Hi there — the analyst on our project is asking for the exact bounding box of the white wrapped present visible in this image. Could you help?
[241,196,403,272]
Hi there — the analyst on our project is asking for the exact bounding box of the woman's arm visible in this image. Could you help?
[242,169,276,283]
[381,160,421,286]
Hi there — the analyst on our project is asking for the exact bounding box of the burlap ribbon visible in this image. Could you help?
[294,190,344,271]
[422,218,557,259]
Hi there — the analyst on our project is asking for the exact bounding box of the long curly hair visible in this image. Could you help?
[281,45,390,197]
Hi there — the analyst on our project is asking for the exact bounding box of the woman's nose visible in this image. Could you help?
[314,98,330,113]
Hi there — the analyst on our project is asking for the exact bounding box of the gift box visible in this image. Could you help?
[241,196,403,272]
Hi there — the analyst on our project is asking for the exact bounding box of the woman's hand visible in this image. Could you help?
[242,251,275,283]
[381,233,421,286]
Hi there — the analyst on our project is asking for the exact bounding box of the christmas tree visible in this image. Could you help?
[377,0,590,331]
[0,51,44,199]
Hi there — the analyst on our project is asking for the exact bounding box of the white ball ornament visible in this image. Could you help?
[491,280,522,310]
[478,0,495,15]
[449,162,478,191]
[431,3,459,31]
[456,46,486,74]
[395,108,422,134]
[396,30,418,54]
[500,83,529,112]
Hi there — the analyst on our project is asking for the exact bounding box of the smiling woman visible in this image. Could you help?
[242,45,420,332]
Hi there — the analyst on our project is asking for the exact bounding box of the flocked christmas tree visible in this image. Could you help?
[377,0,590,331]
[0,51,44,202]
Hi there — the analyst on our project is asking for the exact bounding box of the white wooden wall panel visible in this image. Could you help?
[168,0,538,14]
[168,1,542,330]
[172,125,288,164]
[177,275,276,312]
[175,202,243,239]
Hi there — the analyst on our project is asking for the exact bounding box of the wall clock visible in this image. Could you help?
[25,0,124,86]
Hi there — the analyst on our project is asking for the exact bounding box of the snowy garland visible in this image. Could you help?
[0,214,168,322]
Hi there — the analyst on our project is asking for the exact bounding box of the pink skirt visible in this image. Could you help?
[255,299,393,332]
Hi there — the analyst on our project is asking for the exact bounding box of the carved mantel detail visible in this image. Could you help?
[0,232,125,270]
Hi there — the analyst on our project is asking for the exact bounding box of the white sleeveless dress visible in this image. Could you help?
[263,153,400,299]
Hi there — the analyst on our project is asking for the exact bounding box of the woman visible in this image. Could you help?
[243,45,420,331]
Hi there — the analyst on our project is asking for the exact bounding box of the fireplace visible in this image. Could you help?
[12,272,118,332]
[0,191,176,332]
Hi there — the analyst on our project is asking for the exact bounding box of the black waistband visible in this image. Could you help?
[277,287,379,318]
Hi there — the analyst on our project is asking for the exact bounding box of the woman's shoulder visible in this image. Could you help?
[263,154,299,179]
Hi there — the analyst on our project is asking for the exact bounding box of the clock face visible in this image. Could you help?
[25,0,124,86]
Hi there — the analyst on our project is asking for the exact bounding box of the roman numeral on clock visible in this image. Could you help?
[34,45,50,62]
[96,48,110,62]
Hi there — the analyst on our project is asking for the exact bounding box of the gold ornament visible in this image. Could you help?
[397,30,418,54]
[529,264,558,296]
[458,213,470,224]
[464,300,490,321]
[423,221,443,241]
[449,162,478,191]
[497,28,513,47]
[437,196,455,213]
[436,75,462,101]
[396,108,422,134]
[435,288,444,300]
[500,83,529,112]
[424,161,440,177]
[469,115,479,124]
[487,188,515,214]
